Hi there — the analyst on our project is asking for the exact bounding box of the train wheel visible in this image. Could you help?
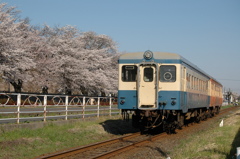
[216,106,220,115]
[177,113,185,128]
[195,116,201,123]
[209,109,213,118]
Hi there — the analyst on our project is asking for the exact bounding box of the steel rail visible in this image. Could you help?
[34,132,141,159]
[93,133,168,159]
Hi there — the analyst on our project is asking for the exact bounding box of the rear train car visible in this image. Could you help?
[118,51,223,133]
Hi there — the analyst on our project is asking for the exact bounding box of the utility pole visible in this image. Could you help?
[226,89,232,105]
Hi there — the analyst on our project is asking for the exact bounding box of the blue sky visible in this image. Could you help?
[2,0,240,94]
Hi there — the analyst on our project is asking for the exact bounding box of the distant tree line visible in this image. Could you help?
[0,3,119,95]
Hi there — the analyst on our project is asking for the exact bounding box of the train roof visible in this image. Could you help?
[119,52,181,60]
[119,52,194,65]
[119,51,222,86]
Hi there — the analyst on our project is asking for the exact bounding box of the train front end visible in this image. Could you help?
[118,51,182,133]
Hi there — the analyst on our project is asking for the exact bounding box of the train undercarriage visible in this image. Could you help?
[122,107,220,134]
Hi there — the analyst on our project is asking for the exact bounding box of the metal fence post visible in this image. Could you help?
[97,97,100,118]
[65,96,69,121]
[83,96,85,119]
[43,95,47,122]
[109,94,112,117]
[17,93,21,124]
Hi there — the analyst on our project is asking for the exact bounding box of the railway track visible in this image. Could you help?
[35,132,165,159]
[35,106,239,159]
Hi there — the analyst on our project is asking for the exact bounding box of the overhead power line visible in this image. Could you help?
[218,79,240,81]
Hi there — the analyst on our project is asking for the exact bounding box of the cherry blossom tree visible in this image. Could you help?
[0,3,38,92]
[0,3,119,95]
[34,25,119,95]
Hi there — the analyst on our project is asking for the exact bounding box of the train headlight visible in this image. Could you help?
[120,100,125,105]
[171,100,176,106]
[143,50,153,60]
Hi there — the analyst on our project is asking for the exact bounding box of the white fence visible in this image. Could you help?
[0,93,119,124]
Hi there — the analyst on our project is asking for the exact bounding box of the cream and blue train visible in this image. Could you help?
[118,51,222,133]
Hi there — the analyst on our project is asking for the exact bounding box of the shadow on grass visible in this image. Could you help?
[144,145,169,158]
[226,127,240,159]
[100,119,139,135]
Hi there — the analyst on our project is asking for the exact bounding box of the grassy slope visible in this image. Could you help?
[171,107,240,159]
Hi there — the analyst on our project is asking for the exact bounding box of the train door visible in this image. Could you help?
[138,64,158,109]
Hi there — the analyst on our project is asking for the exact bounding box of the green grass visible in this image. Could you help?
[221,104,237,109]
[170,107,240,159]
[0,117,120,159]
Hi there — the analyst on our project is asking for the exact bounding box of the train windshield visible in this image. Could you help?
[144,67,153,82]
[122,65,137,82]
[160,65,176,82]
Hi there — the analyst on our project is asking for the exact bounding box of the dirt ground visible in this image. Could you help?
[108,107,240,159]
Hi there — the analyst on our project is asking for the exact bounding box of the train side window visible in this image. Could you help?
[144,67,153,82]
[122,65,137,82]
[192,76,194,89]
[160,65,176,82]
[190,75,192,89]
